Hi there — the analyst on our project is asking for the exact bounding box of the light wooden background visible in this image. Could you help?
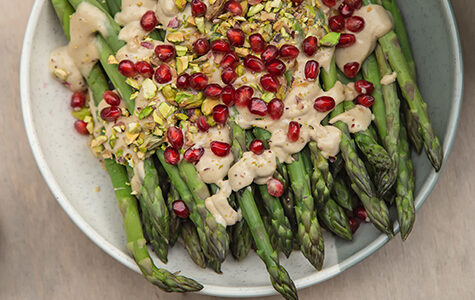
[2,1,474,299]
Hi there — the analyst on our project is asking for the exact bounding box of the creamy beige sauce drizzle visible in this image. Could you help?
[330,105,373,133]
[228,150,277,191]
[380,71,397,85]
[204,180,241,227]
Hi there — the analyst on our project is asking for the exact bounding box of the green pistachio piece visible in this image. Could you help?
[247,3,264,17]
[72,107,91,120]
[261,92,274,103]
[139,106,154,120]
[167,32,185,43]
[320,32,341,46]
[142,78,157,99]
[201,98,220,116]
[126,78,141,90]
[158,102,177,118]
[161,85,177,101]
[175,45,188,56]
[176,56,190,74]
[174,0,187,11]
[195,17,206,34]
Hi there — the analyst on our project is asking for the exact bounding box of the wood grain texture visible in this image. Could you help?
[1,1,474,299]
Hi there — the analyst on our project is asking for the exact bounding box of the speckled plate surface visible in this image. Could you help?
[20,0,463,297]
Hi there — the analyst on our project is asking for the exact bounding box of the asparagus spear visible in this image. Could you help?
[230,217,253,261]
[402,100,423,153]
[166,185,181,247]
[106,0,121,16]
[181,221,207,268]
[332,175,358,212]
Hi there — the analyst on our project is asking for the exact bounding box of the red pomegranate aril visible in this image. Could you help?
[212,104,229,124]
[266,59,286,76]
[70,91,86,109]
[292,0,303,5]
[140,10,158,31]
[344,62,360,78]
[154,45,176,62]
[244,55,266,72]
[314,96,335,112]
[226,0,243,15]
[193,38,210,56]
[321,0,336,6]
[302,36,319,56]
[220,52,239,69]
[191,0,207,17]
[100,106,122,122]
[344,0,362,9]
[184,147,205,163]
[210,141,231,157]
[349,217,360,234]
[267,178,284,197]
[249,139,265,155]
[337,33,356,48]
[287,121,300,142]
[176,73,190,89]
[134,61,154,78]
[305,60,320,81]
[167,126,184,149]
[118,60,137,77]
[234,86,254,107]
[346,16,365,33]
[329,15,345,32]
[267,98,284,120]
[261,45,279,63]
[221,85,235,106]
[211,39,231,53]
[249,33,266,53]
[356,94,375,107]
[279,44,300,60]
[74,120,89,135]
[221,67,237,84]
[355,207,369,223]
[172,200,190,218]
[196,115,210,132]
[204,84,223,98]
[260,74,280,92]
[355,79,374,95]
[103,91,121,106]
[227,28,245,47]
[189,72,208,90]
[154,64,173,84]
[164,147,180,165]
[339,3,354,18]
[248,98,268,116]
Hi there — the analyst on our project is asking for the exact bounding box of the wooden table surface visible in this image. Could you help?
[2,1,474,299]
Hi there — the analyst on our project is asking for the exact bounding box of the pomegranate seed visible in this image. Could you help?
[339,3,354,18]
[211,39,231,53]
[220,52,239,69]
[321,0,336,6]
[134,61,154,78]
[74,120,89,135]
[189,73,208,90]
[70,91,86,109]
[291,0,303,5]
[193,38,210,56]
[356,94,375,107]
[212,104,229,124]
[167,126,184,149]
[204,84,223,98]
[329,15,345,32]
[196,115,210,132]
[154,45,176,62]
[249,33,266,53]
[227,28,245,47]
[267,98,284,120]
[287,121,300,142]
[355,80,374,95]
[191,0,207,17]
[261,45,279,63]
[279,44,300,60]
[302,36,319,56]
[355,206,369,223]
[234,86,254,107]
[266,59,286,76]
[176,73,190,89]
[210,141,231,157]
[184,147,205,163]
[140,10,158,31]
[118,60,137,77]
[349,217,360,234]
[172,200,190,218]
[164,147,180,165]
[344,0,362,9]
[248,98,268,116]
[346,16,365,33]
[314,96,335,112]
[249,139,265,155]
[305,60,320,81]
[244,55,266,72]
[103,91,121,106]
[344,62,360,78]
[100,106,122,122]
[260,74,280,92]
[154,64,173,84]
[221,67,237,84]
[221,85,235,106]
[337,33,356,48]
[267,178,284,197]
[226,0,243,15]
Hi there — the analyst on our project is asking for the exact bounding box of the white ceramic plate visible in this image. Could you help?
[21,0,463,297]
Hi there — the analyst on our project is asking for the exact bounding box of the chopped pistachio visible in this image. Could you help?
[52,68,68,81]
[126,131,140,144]
[91,135,108,147]
[128,122,141,134]
[175,113,189,120]
[236,65,245,77]
[176,56,190,74]
[72,107,90,120]
[247,3,264,17]
[320,32,341,47]
[179,92,204,109]
[158,102,177,118]
[265,0,273,12]
[234,47,250,57]
[139,106,154,120]
[142,78,157,99]
[175,91,193,104]
[152,110,164,125]
[201,98,220,116]
[86,121,94,134]
[175,45,188,57]
[261,92,275,103]
[107,55,119,65]
[174,0,187,11]
[206,115,217,127]
[126,78,141,90]
[195,17,206,34]
[185,16,196,27]
[161,85,177,102]
[167,32,185,43]
[109,134,117,148]
[130,91,139,100]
